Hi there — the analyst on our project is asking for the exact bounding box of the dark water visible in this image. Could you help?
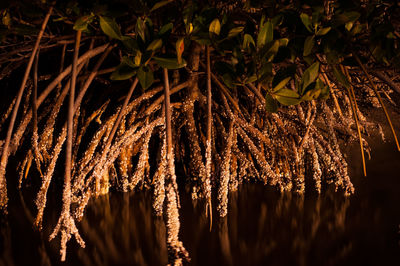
[1,140,400,266]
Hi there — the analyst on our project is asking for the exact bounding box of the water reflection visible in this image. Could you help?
[181,186,352,266]
[1,141,400,265]
[76,192,168,266]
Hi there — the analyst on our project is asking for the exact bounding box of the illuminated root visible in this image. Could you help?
[183,98,207,197]
[153,131,167,216]
[165,183,189,265]
[217,123,234,217]
[49,207,85,262]
[35,126,67,229]
[0,38,389,263]
[123,123,153,191]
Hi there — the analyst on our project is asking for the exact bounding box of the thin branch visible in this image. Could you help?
[342,65,367,177]
[199,61,243,117]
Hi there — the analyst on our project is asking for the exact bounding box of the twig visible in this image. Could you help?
[73,44,115,113]
[163,68,173,167]
[199,61,243,117]
[321,72,344,119]
[58,43,67,91]
[342,65,367,176]
[247,82,266,105]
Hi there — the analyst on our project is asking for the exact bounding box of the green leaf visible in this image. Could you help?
[316,27,331,36]
[227,26,244,39]
[73,15,94,31]
[303,55,314,66]
[265,94,278,112]
[209,18,221,36]
[122,56,138,68]
[158,23,173,36]
[350,24,364,36]
[137,66,154,90]
[302,88,320,101]
[258,62,273,82]
[192,37,211,46]
[319,82,330,99]
[274,88,299,98]
[275,93,301,106]
[176,37,185,64]
[264,40,280,62]
[153,56,187,69]
[244,75,257,84]
[110,62,137,80]
[257,20,273,48]
[146,39,162,51]
[272,14,283,27]
[122,36,139,52]
[301,62,320,93]
[303,36,314,57]
[99,16,122,40]
[243,33,255,50]
[1,10,10,26]
[136,18,146,42]
[150,0,174,13]
[345,21,353,31]
[332,11,360,27]
[300,13,312,32]
[302,78,326,100]
[332,65,350,89]
[278,38,289,47]
[272,77,291,92]
[222,73,234,88]
[134,51,142,66]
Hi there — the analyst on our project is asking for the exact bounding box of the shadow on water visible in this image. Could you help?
[1,140,400,266]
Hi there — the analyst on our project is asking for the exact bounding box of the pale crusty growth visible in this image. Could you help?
[72,111,117,193]
[309,139,322,193]
[0,95,16,133]
[217,123,234,217]
[49,207,85,261]
[183,99,207,197]
[35,126,67,229]
[204,139,212,198]
[153,132,167,216]
[73,100,110,165]
[124,125,153,191]
[1,36,388,264]
[165,184,188,266]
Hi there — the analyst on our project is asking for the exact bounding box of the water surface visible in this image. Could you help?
[1,140,400,266]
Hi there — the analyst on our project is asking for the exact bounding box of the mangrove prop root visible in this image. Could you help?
[0,33,389,263]
[49,30,85,262]
[0,5,54,211]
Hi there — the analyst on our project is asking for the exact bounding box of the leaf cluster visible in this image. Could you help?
[1,0,399,110]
